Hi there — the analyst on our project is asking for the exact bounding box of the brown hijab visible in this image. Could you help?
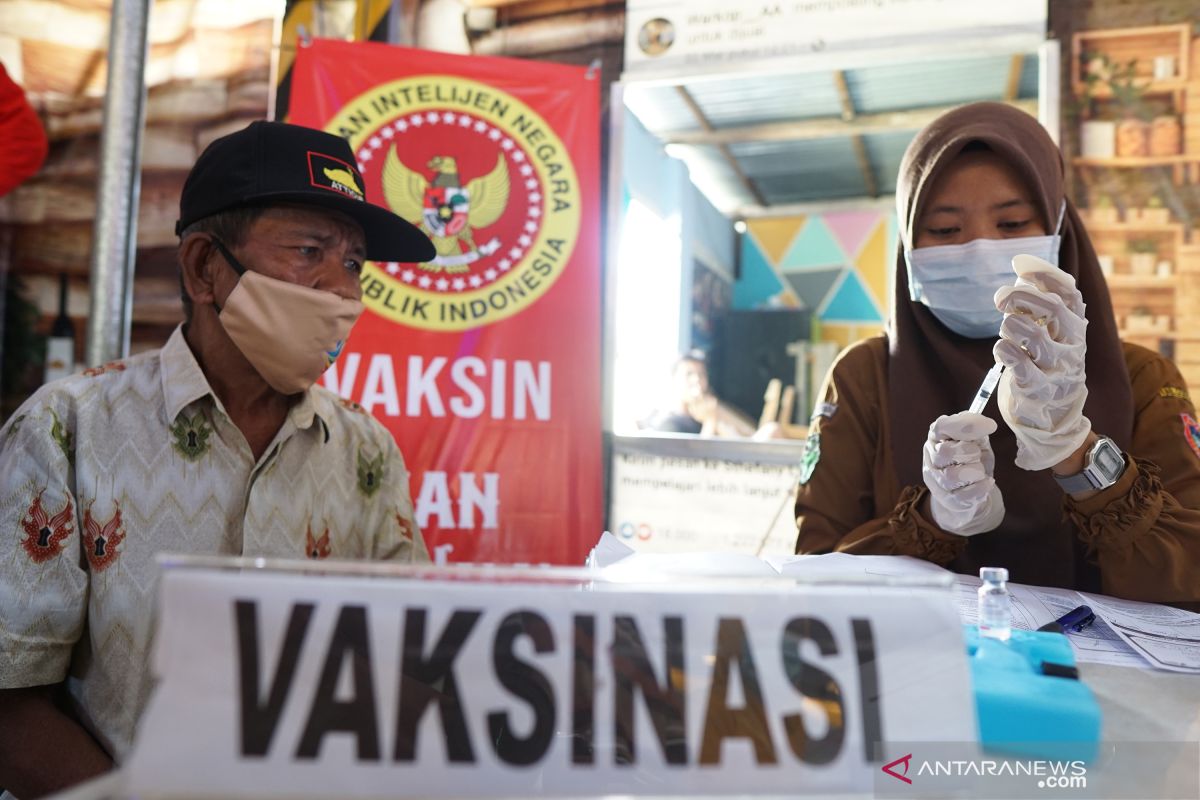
[889,102,1134,590]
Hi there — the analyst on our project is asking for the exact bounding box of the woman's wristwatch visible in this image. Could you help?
[1052,436,1126,493]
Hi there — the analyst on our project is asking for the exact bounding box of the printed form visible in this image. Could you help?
[954,575,1148,670]
[588,536,1200,673]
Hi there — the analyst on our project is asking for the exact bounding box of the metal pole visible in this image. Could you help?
[85,0,150,366]
[387,0,407,46]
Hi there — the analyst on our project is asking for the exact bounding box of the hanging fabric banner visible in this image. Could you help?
[290,40,602,565]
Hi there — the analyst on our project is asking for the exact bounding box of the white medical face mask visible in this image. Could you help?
[904,200,1066,339]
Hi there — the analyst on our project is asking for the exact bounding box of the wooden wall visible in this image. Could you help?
[0,0,622,407]
[0,0,278,395]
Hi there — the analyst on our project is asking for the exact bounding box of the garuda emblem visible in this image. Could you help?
[382,150,510,273]
[83,501,127,572]
[21,489,75,563]
[306,524,332,560]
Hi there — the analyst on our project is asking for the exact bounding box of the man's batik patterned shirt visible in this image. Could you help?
[0,326,427,760]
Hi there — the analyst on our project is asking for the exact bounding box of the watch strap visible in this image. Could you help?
[1052,469,1097,494]
[1052,436,1123,494]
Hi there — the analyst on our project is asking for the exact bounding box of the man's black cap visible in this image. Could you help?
[175,120,435,262]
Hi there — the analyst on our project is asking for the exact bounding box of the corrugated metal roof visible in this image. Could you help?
[864,130,921,197]
[732,138,868,203]
[625,52,1042,214]
[847,55,1024,113]
[688,71,845,127]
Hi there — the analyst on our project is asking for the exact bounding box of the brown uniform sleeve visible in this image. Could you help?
[1063,347,1200,604]
[794,340,966,566]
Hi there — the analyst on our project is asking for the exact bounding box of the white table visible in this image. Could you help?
[1081,663,1200,799]
[44,662,1199,800]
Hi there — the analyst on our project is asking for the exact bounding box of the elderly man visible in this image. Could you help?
[0,121,435,798]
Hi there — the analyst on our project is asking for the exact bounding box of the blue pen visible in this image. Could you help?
[1038,605,1095,634]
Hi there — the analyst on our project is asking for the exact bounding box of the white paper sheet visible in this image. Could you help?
[1081,592,1200,673]
[770,552,952,579]
[954,575,1156,670]
[586,530,636,568]
[585,535,1195,672]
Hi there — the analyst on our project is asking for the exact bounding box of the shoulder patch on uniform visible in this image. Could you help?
[1161,386,1190,402]
[798,432,821,485]
[811,402,838,421]
[1182,413,1200,460]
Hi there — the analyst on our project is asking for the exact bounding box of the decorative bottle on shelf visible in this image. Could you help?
[43,272,75,384]
[978,566,1012,642]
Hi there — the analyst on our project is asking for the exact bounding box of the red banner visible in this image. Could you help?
[290,40,602,565]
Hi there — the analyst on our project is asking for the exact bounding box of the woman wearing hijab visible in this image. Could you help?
[794,102,1200,604]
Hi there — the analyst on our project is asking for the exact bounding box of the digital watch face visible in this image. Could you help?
[1093,441,1124,478]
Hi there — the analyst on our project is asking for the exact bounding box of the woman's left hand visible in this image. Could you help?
[993,254,1092,471]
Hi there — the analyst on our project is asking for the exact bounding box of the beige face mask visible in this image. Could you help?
[212,239,363,395]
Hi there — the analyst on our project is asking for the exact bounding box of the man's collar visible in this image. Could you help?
[292,386,334,442]
[161,325,217,422]
[160,324,332,442]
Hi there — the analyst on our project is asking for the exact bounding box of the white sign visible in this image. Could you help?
[624,0,1047,77]
[127,564,976,798]
[610,450,800,556]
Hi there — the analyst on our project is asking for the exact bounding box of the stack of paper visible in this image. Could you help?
[586,534,1200,673]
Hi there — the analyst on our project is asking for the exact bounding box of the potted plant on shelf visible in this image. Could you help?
[1074,51,1115,158]
[1107,56,1152,158]
[1128,238,1159,275]
[1124,306,1163,334]
[1150,106,1182,157]
[1143,194,1171,225]
[1087,192,1120,225]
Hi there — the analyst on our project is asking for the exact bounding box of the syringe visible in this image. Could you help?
[968,363,1004,415]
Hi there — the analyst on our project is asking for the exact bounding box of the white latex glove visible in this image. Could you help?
[922,411,1005,536]
[993,254,1092,471]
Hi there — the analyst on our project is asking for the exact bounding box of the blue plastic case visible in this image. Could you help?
[965,625,1102,762]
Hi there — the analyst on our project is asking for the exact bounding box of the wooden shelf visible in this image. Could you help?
[1071,23,1192,98]
[1073,155,1200,167]
[1083,222,1181,232]
[1082,79,1188,98]
[1120,330,1200,343]
[1070,24,1200,387]
[1105,275,1177,288]
[1073,23,1191,41]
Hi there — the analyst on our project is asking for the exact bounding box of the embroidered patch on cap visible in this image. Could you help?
[307,151,365,201]
[798,432,821,485]
[811,402,838,421]
[1160,386,1191,402]
[1183,413,1200,460]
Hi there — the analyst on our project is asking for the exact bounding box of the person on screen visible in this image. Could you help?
[794,102,1200,606]
[0,121,435,797]
[640,350,757,437]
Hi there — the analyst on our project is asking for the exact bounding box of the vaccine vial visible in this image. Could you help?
[978,567,1012,641]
